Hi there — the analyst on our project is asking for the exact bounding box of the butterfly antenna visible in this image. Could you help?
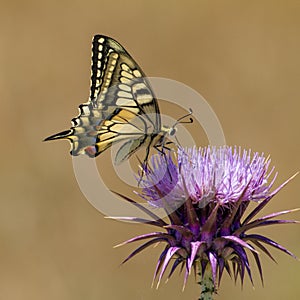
[169,108,193,148]
[179,117,193,124]
[173,108,193,127]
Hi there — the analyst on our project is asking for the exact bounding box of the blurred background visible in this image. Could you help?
[0,1,299,299]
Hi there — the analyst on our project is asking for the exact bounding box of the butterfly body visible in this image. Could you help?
[44,35,172,164]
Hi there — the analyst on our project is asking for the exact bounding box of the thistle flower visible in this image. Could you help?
[114,146,298,296]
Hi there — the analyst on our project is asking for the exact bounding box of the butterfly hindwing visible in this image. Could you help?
[92,107,152,159]
[115,137,148,165]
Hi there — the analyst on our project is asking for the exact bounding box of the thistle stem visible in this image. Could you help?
[198,266,215,300]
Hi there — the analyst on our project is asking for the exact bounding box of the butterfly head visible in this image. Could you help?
[158,108,193,149]
[168,126,177,136]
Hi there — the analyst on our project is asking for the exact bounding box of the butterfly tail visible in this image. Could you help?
[44,129,99,157]
[43,130,73,142]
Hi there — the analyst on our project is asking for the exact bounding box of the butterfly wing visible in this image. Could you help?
[44,35,161,157]
[114,139,147,165]
[92,107,154,163]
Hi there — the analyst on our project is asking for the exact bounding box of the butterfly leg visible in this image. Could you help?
[137,144,152,186]
[153,145,174,182]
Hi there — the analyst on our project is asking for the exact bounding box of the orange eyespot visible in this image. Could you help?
[85,146,97,157]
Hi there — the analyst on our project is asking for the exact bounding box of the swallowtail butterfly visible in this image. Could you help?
[44,35,188,165]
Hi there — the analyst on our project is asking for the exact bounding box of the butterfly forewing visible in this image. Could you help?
[89,36,160,124]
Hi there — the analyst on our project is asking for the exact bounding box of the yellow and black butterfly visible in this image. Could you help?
[44,35,190,165]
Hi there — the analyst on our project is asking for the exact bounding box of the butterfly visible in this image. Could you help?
[44,35,183,166]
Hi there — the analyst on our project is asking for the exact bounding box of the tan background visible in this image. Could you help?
[0,1,299,299]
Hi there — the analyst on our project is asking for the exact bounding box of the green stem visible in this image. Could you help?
[198,265,215,300]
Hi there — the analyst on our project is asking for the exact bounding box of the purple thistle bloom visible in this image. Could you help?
[115,146,298,292]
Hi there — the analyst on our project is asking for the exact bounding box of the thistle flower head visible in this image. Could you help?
[116,146,298,290]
